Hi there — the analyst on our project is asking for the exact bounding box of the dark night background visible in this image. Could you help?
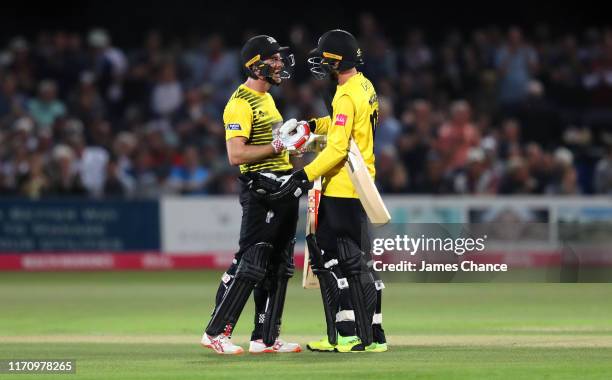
[1,2,606,47]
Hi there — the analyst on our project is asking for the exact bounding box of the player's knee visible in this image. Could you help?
[306,235,325,269]
[278,238,296,278]
[337,237,365,276]
[266,239,295,279]
[236,242,273,282]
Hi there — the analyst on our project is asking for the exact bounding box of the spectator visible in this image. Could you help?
[18,153,49,199]
[151,62,183,118]
[436,100,480,172]
[375,96,401,152]
[27,80,66,132]
[103,157,134,197]
[0,74,27,120]
[6,36,37,94]
[287,25,315,83]
[183,34,239,110]
[360,13,397,83]
[399,29,433,72]
[123,31,163,120]
[417,155,453,194]
[3,136,32,192]
[438,45,463,99]
[495,27,538,109]
[166,145,210,195]
[452,148,497,194]
[129,148,162,199]
[498,157,537,194]
[207,168,240,195]
[112,131,137,179]
[547,147,579,194]
[143,125,174,176]
[375,145,397,193]
[517,80,560,146]
[525,142,554,194]
[12,117,37,151]
[67,134,109,197]
[558,165,580,195]
[397,100,435,191]
[47,145,86,197]
[87,28,128,120]
[386,162,410,193]
[69,71,106,125]
[174,84,219,145]
[498,118,521,159]
[582,31,612,108]
[547,34,584,114]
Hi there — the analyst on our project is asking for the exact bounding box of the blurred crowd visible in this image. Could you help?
[2,14,612,199]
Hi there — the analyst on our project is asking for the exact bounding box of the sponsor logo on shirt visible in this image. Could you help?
[335,114,348,126]
[226,123,241,130]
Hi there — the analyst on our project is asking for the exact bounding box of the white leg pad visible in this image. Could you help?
[372,313,383,324]
[336,310,355,322]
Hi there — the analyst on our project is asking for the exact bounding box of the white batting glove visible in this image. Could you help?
[271,119,311,154]
[272,119,297,153]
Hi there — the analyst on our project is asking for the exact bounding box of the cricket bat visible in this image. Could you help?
[302,177,321,289]
[345,139,391,225]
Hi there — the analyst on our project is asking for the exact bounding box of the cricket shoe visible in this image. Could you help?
[201,332,244,355]
[306,337,336,352]
[249,338,302,353]
[365,342,388,352]
[335,335,366,353]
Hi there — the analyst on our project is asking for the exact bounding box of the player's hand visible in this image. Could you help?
[272,119,297,153]
[301,133,327,153]
[272,119,311,154]
[280,118,299,135]
[277,169,313,198]
[285,122,325,156]
[289,169,313,190]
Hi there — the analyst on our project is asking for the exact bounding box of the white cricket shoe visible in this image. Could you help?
[249,338,302,353]
[201,333,244,355]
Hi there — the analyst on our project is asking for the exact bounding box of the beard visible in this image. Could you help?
[329,70,339,81]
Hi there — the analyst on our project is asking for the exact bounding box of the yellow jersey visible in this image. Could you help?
[223,84,292,173]
[304,72,378,198]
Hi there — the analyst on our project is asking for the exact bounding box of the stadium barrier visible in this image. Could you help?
[1,196,611,271]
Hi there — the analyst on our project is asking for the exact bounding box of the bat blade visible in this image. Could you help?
[345,139,391,225]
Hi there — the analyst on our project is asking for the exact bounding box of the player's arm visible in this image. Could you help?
[224,98,275,165]
[303,95,354,180]
[226,137,276,165]
[307,116,331,135]
[226,137,275,165]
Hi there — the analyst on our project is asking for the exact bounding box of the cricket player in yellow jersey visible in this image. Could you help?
[290,29,387,353]
[201,35,312,355]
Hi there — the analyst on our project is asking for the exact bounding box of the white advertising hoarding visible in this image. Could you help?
[161,196,612,254]
[161,196,242,253]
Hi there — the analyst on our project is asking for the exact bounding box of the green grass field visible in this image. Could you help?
[1,271,612,379]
